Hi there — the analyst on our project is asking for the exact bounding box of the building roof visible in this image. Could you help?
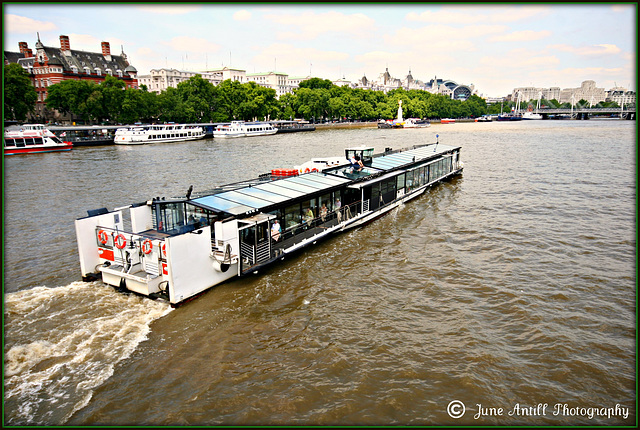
[39,45,132,75]
[4,51,25,64]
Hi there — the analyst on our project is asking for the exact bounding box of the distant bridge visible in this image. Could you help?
[527,107,636,120]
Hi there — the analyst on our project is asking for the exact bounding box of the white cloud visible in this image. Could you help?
[163,36,221,54]
[548,43,622,56]
[479,48,559,69]
[387,24,506,50]
[252,43,349,75]
[406,6,550,24]
[489,30,552,43]
[5,14,57,34]
[406,10,482,25]
[265,11,376,40]
[135,5,201,15]
[233,10,251,21]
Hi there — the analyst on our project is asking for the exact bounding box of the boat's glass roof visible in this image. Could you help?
[325,166,382,180]
[370,144,457,170]
[192,195,254,215]
[233,186,290,204]
[192,144,459,215]
[192,172,351,215]
[253,182,307,198]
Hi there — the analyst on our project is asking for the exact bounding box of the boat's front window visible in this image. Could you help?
[153,202,185,234]
[327,166,377,180]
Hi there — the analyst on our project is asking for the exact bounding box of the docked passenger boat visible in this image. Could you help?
[402,118,431,128]
[4,124,73,155]
[213,121,277,138]
[114,124,205,145]
[75,139,463,305]
[497,113,523,121]
[475,116,493,122]
[270,120,316,133]
[49,125,120,146]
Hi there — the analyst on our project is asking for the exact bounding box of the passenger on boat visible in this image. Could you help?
[320,203,328,222]
[304,207,314,226]
[335,199,342,222]
[350,155,364,172]
[271,220,281,241]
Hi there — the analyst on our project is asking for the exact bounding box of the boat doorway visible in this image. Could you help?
[238,214,275,274]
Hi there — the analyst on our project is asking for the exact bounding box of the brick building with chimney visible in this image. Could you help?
[4,34,138,122]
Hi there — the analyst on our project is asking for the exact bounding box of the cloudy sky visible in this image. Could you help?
[4,2,636,97]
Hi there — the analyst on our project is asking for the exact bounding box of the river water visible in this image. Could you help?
[3,120,636,426]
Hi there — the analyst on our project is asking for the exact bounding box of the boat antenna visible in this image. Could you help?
[186,185,193,200]
[434,134,439,151]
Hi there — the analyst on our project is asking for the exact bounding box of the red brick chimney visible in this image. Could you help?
[18,42,33,57]
[60,35,70,51]
[101,41,111,56]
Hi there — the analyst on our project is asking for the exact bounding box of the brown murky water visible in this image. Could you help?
[3,120,636,425]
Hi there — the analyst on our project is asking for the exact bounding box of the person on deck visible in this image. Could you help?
[350,155,364,172]
[304,207,314,226]
[271,219,281,241]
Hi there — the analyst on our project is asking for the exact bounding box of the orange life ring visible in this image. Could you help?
[115,234,127,249]
[304,168,310,173]
[161,243,167,257]
[97,230,109,245]
[311,168,318,172]
[142,239,153,254]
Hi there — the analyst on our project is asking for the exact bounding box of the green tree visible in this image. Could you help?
[278,93,297,120]
[298,77,333,90]
[4,63,37,121]
[157,87,186,122]
[175,74,217,122]
[99,75,126,122]
[46,79,97,122]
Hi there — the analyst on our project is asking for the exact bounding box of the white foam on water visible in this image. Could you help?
[3,281,173,425]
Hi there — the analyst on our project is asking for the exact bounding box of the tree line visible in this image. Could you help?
[3,63,626,124]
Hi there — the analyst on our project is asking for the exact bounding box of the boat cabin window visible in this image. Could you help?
[345,147,374,163]
[154,202,186,234]
[153,202,218,238]
[284,203,302,230]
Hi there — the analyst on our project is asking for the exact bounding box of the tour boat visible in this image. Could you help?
[49,125,120,146]
[213,121,277,138]
[402,118,431,128]
[270,120,316,133]
[475,116,493,122]
[4,124,73,155]
[75,139,463,305]
[114,124,205,145]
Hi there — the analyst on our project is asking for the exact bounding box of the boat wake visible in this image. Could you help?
[3,281,172,425]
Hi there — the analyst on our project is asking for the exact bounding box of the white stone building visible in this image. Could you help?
[606,87,636,106]
[138,68,223,93]
[246,71,290,97]
[511,86,561,102]
[558,80,607,104]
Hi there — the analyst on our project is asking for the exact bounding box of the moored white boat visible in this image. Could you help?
[75,140,463,305]
[4,124,73,155]
[213,121,277,138]
[522,112,543,120]
[114,124,205,145]
[402,118,431,128]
